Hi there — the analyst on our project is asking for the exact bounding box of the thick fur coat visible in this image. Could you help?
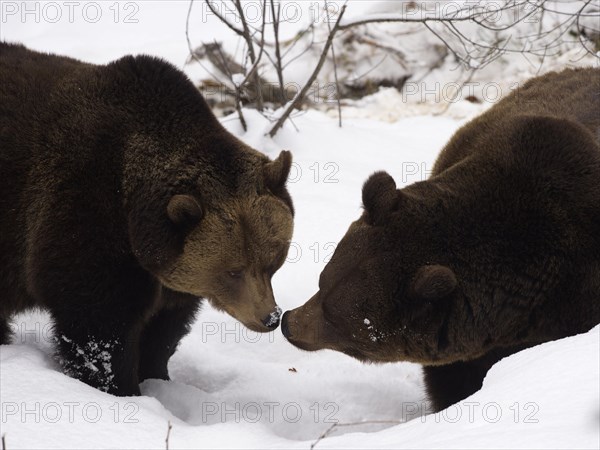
[282,67,600,411]
[0,43,294,395]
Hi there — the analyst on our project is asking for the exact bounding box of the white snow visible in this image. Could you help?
[265,306,283,328]
[231,73,245,87]
[1,2,598,449]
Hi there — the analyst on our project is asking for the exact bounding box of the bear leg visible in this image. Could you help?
[423,359,491,412]
[138,288,201,382]
[0,316,11,344]
[46,273,158,396]
[52,307,146,396]
[423,347,525,412]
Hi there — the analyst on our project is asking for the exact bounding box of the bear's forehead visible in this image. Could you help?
[239,196,292,228]
[233,229,289,267]
[211,195,292,262]
[239,211,292,251]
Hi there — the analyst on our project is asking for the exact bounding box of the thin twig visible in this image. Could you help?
[214,40,248,130]
[334,0,598,64]
[281,26,317,70]
[233,0,265,111]
[165,421,172,450]
[268,3,348,137]
[270,0,286,106]
[325,1,343,127]
[432,66,474,116]
[337,1,534,30]
[185,1,222,83]
[193,0,597,136]
[281,23,316,62]
[310,420,403,450]
[204,0,244,37]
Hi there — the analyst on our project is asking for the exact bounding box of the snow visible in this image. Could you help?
[265,306,283,328]
[1,2,599,449]
[2,307,598,448]
[322,325,600,450]
[2,107,598,450]
[231,73,246,87]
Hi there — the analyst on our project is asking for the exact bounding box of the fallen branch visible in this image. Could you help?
[310,420,403,450]
[165,421,172,450]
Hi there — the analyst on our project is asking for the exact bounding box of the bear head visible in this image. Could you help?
[163,151,293,333]
[113,55,295,333]
[127,144,294,333]
[282,171,468,364]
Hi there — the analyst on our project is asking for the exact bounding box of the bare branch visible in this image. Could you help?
[338,5,481,30]
[186,2,226,83]
[325,1,343,127]
[270,0,286,107]
[204,0,244,37]
[233,0,265,110]
[281,23,316,61]
[213,40,248,131]
[310,420,403,450]
[192,0,598,136]
[165,421,172,450]
[281,26,317,70]
[268,3,348,137]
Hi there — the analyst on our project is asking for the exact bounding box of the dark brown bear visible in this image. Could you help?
[0,43,294,395]
[282,67,600,412]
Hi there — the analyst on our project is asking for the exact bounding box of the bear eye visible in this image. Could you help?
[227,270,244,279]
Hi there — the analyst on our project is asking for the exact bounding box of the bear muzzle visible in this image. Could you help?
[261,306,282,329]
[229,304,282,333]
[281,311,292,338]
[281,293,330,351]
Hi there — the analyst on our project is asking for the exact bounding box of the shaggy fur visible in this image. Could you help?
[282,67,600,412]
[0,43,294,395]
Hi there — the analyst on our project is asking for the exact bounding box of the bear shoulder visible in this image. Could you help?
[432,68,600,175]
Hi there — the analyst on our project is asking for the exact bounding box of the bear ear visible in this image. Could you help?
[411,265,457,300]
[362,171,400,224]
[264,150,293,190]
[167,195,203,227]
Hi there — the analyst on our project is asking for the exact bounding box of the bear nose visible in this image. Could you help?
[281,311,291,337]
[261,306,282,329]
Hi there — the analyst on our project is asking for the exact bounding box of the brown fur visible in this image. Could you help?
[282,67,600,412]
[0,42,293,395]
[161,195,293,331]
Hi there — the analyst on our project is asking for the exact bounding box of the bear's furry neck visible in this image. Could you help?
[399,112,600,355]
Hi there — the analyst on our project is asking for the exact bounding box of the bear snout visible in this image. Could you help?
[281,311,292,338]
[280,295,328,352]
[261,306,282,329]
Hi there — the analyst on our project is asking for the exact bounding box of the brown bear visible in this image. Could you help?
[0,42,294,396]
[282,67,600,412]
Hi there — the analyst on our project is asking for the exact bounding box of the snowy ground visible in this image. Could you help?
[1,2,599,449]
[2,106,599,450]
